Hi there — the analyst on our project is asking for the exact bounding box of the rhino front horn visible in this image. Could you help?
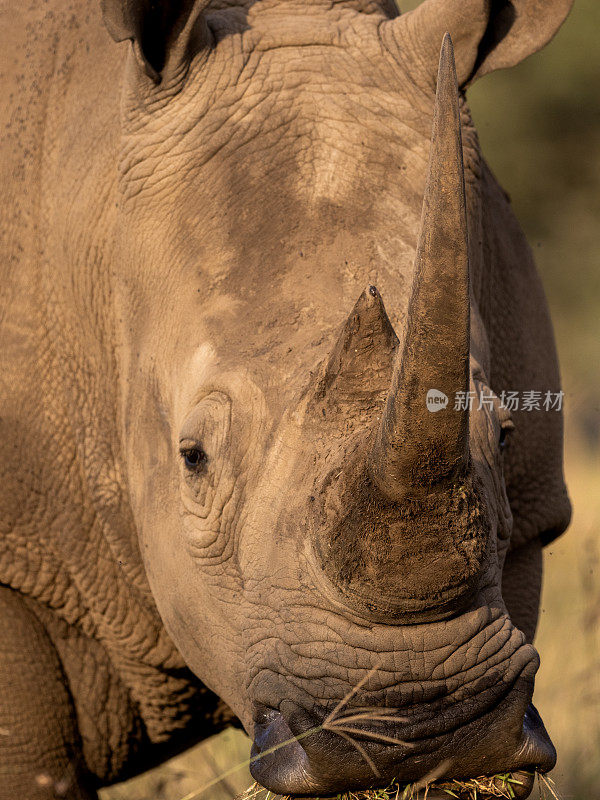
[370,33,470,502]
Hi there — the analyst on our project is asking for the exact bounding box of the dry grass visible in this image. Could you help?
[229,770,567,800]
[237,772,534,800]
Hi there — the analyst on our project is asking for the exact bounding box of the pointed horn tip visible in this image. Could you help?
[358,284,382,308]
[438,32,458,83]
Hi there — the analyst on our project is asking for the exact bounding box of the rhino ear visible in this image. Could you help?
[101,0,212,82]
[391,0,574,87]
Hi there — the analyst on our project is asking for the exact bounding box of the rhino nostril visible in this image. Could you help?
[253,705,280,727]
[513,703,557,775]
[250,707,313,794]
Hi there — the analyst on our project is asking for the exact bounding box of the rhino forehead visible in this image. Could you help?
[116,10,479,385]
[115,10,462,393]
[119,147,426,409]
[119,11,435,205]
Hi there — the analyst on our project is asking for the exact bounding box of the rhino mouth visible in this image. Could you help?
[249,703,555,799]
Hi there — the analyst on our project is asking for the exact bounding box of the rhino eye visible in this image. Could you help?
[499,420,515,450]
[181,446,207,471]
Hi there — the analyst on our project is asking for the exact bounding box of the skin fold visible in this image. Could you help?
[0,0,572,797]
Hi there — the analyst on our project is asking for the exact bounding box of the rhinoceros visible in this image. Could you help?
[0,0,573,797]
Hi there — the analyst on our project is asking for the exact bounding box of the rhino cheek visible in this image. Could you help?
[119,394,245,714]
[139,496,251,720]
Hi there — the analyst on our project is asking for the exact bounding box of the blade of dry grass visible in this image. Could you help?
[324,663,383,726]
[325,724,412,748]
[410,760,453,791]
[176,725,322,800]
[332,712,410,725]
[335,707,403,715]
[537,773,564,800]
[333,727,382,778]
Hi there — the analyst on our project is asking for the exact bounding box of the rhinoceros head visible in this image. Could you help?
[102,0,572,795]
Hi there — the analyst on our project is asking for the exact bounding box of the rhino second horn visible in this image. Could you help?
[370,33,471,502]
[313,285,399,404]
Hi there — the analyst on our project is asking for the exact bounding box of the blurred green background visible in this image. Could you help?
[467,2,600,795]
[101,1,600,798]
[465,0,600,796]
[467,0,600,453]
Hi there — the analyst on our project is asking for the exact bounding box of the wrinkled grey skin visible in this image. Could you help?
[0,0,572,798]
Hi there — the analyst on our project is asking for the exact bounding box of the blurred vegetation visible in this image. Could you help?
[467,5,600,791]
[533,445,600,799]
[459,8,600,793]
[466,0,600,452]
[101,1,599,799]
